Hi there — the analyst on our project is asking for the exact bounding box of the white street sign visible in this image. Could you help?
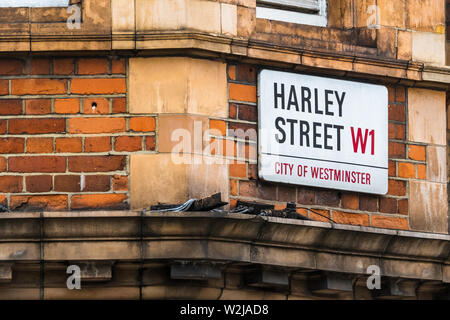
[258,70,388,195]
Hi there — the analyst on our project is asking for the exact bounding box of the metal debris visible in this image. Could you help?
[151,193,227,212]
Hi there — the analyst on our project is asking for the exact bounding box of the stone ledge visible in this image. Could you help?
[0,31,449,86]
[0,211,448,283]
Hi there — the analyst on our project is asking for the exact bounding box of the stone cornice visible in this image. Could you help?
[0,31,449,87]
[1,211,449,283]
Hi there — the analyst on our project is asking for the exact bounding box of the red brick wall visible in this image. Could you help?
[0,57,156,211]
[225,63,431,231]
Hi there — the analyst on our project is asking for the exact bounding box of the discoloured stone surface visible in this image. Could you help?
[412,32,445,66]
[427,146,446,183]
[129,57,227,117]
[408,88,446,145]
[410,181,448,234]
[130,154,228,209]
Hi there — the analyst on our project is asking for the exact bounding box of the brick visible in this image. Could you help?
[244,143,257,162]
[25,99,51,115]
[398,199,409,215]
[238,180,258,198]
[115,136,142,152]
[388,123,406,140]
[210,120,227,136]
[28,59,50,75]
[0,157,6,172]
[84,137,111,152]
[0,176,23,193]
[77,58,108,75]
[0,100,22,115]
[341,193,359,210]
[0,195,6,207]
[55,138,82,153]
[145,136,156,151]
[113,175,128,191]
[388,104,406,122]
[238,105,257,121]
[0,59,23,75]
[398,162,415,178]
[237,64,257,83]
[0,121,6,135]
[277,185,296,202]
[408,145,426,161]
[230,179,238,196]
[389,142,406,159]
[417,164,426,180]
[227,122,257,140]
[9,156,66,173]
[258,182,277,201]
[359,195,378,212]
[228,65,236,80]
[9,119,65,134]
[247,164,257,180]
[371,215,408,230]
[53,58,74,75]
[395,87,406,103]
[388,161,396,176]
[315,190,340,206]
[0,138,25,154]
[54,175,80,192]
[70,194,128,210]
[11,79,67,95]
[84,175,110,192]
[69,118,125,134]
[54,98,79,114]
[68,156,126,172]
[332,211,370,226]
[309,209,330,223]
[111,59,126,74]
[0,80,8,95]
[71,78,126,94]
[210,138,236,157]
[26,175,52,193]
[297,188,315,205]
[387,86,395,103]
[379,197,398,214]
[10,195,68,211]
[229,163,246,178]
[129,117,156,132]
[229,104,237,119]
[112,98,126,113]
[229,83,257,103]
[27,138,53,153]
[388,179,406,196]
[83,98,110,114]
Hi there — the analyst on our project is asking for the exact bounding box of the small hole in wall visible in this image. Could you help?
[91,102,97,111]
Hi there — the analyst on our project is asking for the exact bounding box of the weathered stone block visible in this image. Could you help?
[410,181,448,234]
[130,154,229,209]
[129,57,227,117]
[412,32,445,66]
[408,88,446,145]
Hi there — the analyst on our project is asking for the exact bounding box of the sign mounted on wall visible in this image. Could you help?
[258,70,388,195]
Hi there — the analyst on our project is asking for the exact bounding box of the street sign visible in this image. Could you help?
[258,70,388,195]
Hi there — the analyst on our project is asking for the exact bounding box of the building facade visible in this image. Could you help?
[0,0,449,299]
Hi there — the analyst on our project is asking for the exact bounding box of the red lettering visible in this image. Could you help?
[351,127,369,154]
